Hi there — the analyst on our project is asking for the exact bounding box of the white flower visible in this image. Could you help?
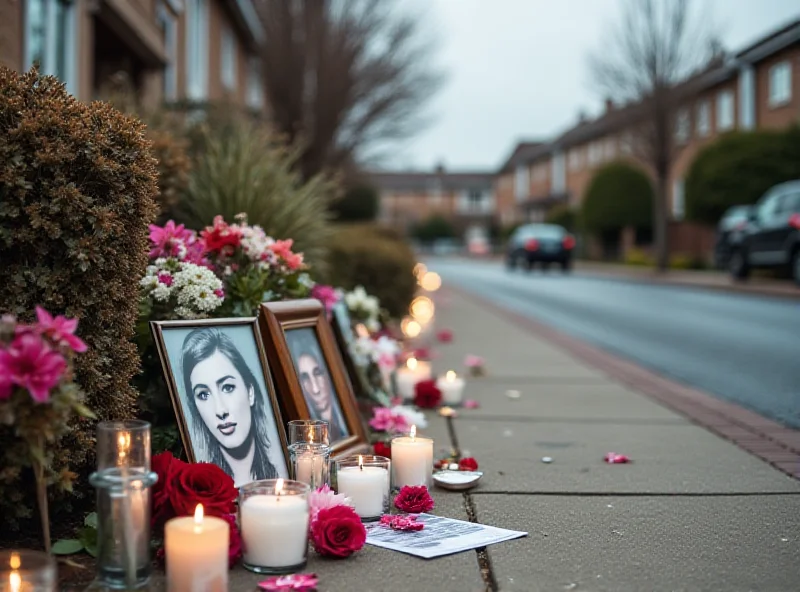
[151,283,171,302]
[298,273,314,289]
[365,318,380,333]
[391,405,428,429]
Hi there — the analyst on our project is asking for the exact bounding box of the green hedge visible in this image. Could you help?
[582,162,653,232]
[326,224,417,319]
[332,184,379,222]
[685,126,800,224]
[412,215,456,244]
[546,204,578,231]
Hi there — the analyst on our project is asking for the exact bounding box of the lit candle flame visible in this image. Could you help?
[410,425,416,440]
[276,478,285,498]
[446,370,456,382]
[9,553,20,570]
[117,432,131,463]
[407,357,418,371]
[9,572,20,592]
[358,455,363,471]
[307,427,313,442]
[194,504,204,525]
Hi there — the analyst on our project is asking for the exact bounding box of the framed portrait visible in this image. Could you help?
[258,299,370,457]
[330,301,391,409]
[150,318,291,487]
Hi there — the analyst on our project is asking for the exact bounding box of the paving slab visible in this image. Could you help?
[457,380,688,422]
[473,493,800,592]
[457,419,800,493]
[146,492,485,592]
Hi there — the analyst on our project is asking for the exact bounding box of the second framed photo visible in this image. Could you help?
[258,299,370,457]
[150,318,291,487]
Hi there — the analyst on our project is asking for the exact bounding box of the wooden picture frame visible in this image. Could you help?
[150,317,291,487]
[258,299,370,458]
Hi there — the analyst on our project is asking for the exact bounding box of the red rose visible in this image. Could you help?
[414,380,442,409]
[220,513,243,567]
[436,329,453,343]
[373,441,391,459]
[458,457,478,471]
[394,485,435,513]
[151,452,187,529]
[310,505,366,559]
[168,462,237,517]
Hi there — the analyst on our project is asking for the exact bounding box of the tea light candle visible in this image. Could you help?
[240,479,310,572]
[165,505,229,592]
[1,550,56,592]
[336,456,390,519]
[436,370,466,406]
[395,358,432,400]
[391,425,433,488]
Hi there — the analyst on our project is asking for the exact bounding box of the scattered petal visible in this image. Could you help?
[379,514,424,531]
[436,329,453,343]
[505,389,521,399]
[463,399,480,409]
[604,452,631,464]
[258,573,319,591]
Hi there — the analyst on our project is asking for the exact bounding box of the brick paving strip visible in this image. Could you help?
[446,285,800,481]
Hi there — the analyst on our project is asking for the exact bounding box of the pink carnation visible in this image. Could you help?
[271,239,304,270]
[34,306,87,353]
[308,484,352,522]
[0,333,66,402]
[379,514,424,532]
[369,407,410,434]
[311,285,340,315]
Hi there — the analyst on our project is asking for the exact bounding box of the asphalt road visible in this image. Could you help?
[428,258,800,429]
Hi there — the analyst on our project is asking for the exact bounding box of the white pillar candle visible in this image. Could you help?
[295,451,325,487]
[337,458,390,518]
[165,505,229,592]
[395,358,432,399]
[240,485,310,569]
[436,370,466,406]
[391,426,433,488]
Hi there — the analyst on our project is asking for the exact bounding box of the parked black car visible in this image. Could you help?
[713,205,753,269]
[728,180,800,285]
[507,224,575,272]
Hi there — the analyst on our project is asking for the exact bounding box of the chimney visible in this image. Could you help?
[605,97,614,113]
[434,161,446,175]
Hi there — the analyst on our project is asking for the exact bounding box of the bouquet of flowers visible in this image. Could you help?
[344,286,381,332]
[368,404,427,458]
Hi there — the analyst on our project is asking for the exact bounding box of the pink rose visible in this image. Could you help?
[309,505,366,559]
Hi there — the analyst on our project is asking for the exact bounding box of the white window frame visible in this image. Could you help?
[246,56,264,109]
[672,178,685,220]
[24,0,77,96]
[186,0,209,101]
[157,3,178,101]
[696,101,711,137]
[674,108,690,144]
[221,24,237,91]
[514,165,528,202]
[768,61,792,108]
[716,90,734,131]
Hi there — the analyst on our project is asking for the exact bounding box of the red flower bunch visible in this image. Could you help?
[373,441,392,459]
[309,505,367,559]
[413,380,442,409]
[458,457,479,471]
[151,452,241,566]
[200,215,242,256]
[394,485,435,513]
[380,514,424,531]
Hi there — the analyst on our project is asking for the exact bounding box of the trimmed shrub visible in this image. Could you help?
[332,183,379,221]
[149,128,191,218]
[546,204,578,231]
[412,215,456,244]
[0,69,158,524]
[685,127,800,224]
[179,118,336,267]
[582,162,653,233]
[326,225,417,319]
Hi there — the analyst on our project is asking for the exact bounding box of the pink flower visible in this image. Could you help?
[258,574,319,592]
[0,333,66,402]
[464,355,484,368]
[308,484,352,522]
[148,220,197,260]
[463,399,480,409]
[394,485,434,513]
[436,329,453,343]
[35,306,87,353]
[213,288,225,299]
[369,407,410,434]
[270,239,295,259]
[311,285,340,315]
[283,251,304,270]
[604,452,631,464]
[379,514,424,531]
[157,273,173,287]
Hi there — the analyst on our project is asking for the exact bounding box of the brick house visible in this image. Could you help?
[0,0,265,111]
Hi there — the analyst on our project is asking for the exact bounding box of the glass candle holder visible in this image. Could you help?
[239,480,310,574]
[287,419,329,447]
[391,428,433,489]
[89,420,157,590]
[0,550,56,592]
[335,455,390,522]
[289,443,330,490]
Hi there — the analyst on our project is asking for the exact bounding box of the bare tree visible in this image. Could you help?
[590,0,717,272]
[255,0,443,181]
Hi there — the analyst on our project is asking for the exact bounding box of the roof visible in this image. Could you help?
[736,17,800,63]
[497,141,551,173]
[369,171,494,192]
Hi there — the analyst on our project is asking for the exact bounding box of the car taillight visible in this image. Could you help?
[524,239,539,251]
[562,235,575,250]
[789,213,800,230]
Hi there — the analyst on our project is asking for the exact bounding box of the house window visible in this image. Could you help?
[604,138,616,160]
[672,179,685,220]
[588,141,602,165]
[568,148,582,171]
[621,132,634,154]
[247,57,264,109]
[674,108,690,143]
[696,101,711,137]
[514,165,528,201]
[716,90,734,131]
[221,25,237,90]
[25,0,76,95]
[768,61,792,107]
[157,3,178,101]
[186,0,209,101]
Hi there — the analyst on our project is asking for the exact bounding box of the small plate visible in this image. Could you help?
[433,470,483,491]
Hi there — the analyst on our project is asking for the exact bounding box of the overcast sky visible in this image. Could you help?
[385,0,800,172]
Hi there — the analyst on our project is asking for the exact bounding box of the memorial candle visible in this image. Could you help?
[391,425,433,488]
[436,370,466,406]
[336,455,390,520]
[395,357,432,400]
[165,505,229,592]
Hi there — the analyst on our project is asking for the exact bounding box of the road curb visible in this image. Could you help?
[444,285,800,481]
